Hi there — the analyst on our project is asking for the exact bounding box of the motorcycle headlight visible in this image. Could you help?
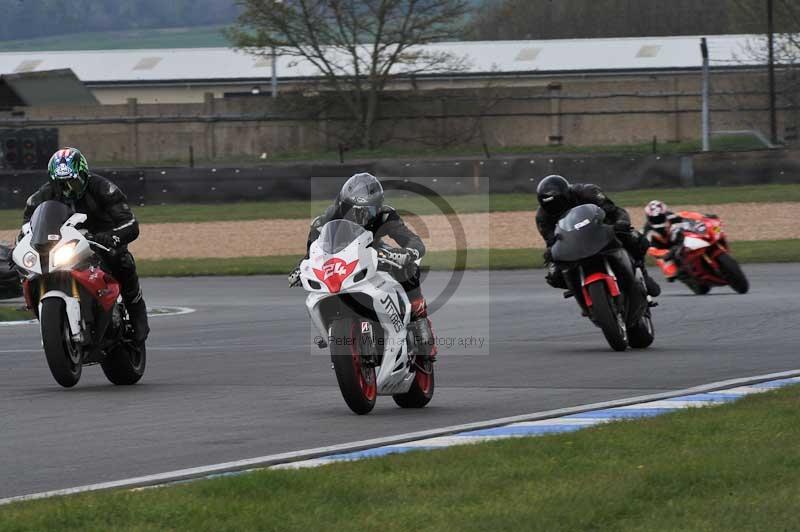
[53,242,77,268]
[22,251,37,269]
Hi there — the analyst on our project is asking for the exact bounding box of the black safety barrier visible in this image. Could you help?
[1,149,799,209]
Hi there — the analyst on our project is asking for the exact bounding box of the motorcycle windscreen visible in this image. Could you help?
[318,219,367,254]
[29,201,74,251]
[551,204,616,262]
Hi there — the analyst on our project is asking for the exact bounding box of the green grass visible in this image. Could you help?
[3,383,799,531]
[96,136,769,167]
[0,306,32,322]
[0,26,229,52]
[136,248,543,277]
[2,184,797,230]
[136,240,799,277]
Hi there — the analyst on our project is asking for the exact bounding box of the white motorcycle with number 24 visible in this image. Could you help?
[299,219,434,415]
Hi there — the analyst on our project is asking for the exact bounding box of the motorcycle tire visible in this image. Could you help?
[717,253,749,294]
[588,283,628,352]
[41,298,82,388]
[101,342,146,385]
[330,318,377,415]
[686,280,711,295]
[627,310,655,349]
[393,360,434,409]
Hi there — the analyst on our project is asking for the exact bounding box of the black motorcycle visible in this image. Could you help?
[0,243,22,300]
[551,204,655,351]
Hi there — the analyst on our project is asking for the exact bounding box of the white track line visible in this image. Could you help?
[1,368,799,506]
[0,306,195,327]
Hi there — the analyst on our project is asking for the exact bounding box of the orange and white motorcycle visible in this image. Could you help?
[648,211,749,295]
[297,219,434,415]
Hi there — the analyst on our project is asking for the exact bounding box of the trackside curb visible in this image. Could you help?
[2,369,799,505]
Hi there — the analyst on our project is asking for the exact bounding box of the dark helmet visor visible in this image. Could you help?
[59,177,84,198]
[342,204,379,226]
[538,194,571,217]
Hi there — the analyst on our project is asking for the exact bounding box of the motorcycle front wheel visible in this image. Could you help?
[588,283,628,352]
[330,318,377,415]
[41,298,82,388]
[717,253,749,294]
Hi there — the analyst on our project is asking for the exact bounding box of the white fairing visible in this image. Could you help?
[301,221,416,395]
[13,212,93,342]
[683,236,711,250]
[12,213,93,276]
[39,292,82,337]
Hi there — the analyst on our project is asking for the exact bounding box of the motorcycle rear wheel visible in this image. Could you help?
[717,253,749,294]
[628,310,655,349]
[41,298,82,388]
[686,280,711,295]
[101,341,146,385]
[393,360,435,408]
[330,318,377,415]
[588,283,628,352]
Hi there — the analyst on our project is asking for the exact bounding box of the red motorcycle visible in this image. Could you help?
[648,211,749,295]
[12,201,145,387]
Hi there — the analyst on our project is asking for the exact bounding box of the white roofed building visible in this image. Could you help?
[0,35,770,104]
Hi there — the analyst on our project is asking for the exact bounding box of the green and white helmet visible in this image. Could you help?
[48,147,90,199]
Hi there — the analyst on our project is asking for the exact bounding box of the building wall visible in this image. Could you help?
[0,68,793,165]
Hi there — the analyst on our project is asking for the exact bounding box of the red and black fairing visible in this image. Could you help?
[24,266,122,353]
[552,204,648,328]
[562,248,646,327]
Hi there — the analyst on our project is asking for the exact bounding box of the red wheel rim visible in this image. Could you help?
[351,323,377,401]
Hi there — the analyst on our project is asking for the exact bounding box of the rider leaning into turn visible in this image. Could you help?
[535,174,661,297]
[642,200,685,281]
[289,172,437,362]
[21,148,150,346]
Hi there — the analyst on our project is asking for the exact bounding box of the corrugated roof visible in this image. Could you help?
[0,35,768,83]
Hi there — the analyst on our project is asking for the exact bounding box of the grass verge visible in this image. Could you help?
[96,135,769,166]
[2,184,798,229]
[0,306,32,322]
[2,383,799,531]
[136,240,800,277]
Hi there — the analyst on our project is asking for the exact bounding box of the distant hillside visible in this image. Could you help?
[0,26,229,52]
[468,0,799,40]
[0,0,237,42]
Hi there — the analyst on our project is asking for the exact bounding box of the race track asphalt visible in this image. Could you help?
[0,264,797,499]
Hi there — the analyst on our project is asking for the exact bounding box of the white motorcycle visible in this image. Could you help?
[299,219,434,415]
[12,200,145,388]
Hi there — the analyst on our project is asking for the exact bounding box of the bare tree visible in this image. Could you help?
[227,0,471,150]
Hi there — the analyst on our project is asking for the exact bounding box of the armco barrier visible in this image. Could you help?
[1,149,799,209]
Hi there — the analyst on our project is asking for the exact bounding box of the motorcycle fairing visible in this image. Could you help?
[72,267,120,312]
[302,220,415,396]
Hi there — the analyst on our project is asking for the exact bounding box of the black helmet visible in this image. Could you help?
[336,172,384,227]
[537,174,572,216]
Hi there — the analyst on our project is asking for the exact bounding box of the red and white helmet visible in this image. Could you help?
[644,200,668,226]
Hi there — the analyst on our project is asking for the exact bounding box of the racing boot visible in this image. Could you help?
[126,297,150,345]
[410,296,437,363]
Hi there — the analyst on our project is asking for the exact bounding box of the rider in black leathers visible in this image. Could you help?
[21,148,149,345]
[535,174,661,297]
[289,173,436,362]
